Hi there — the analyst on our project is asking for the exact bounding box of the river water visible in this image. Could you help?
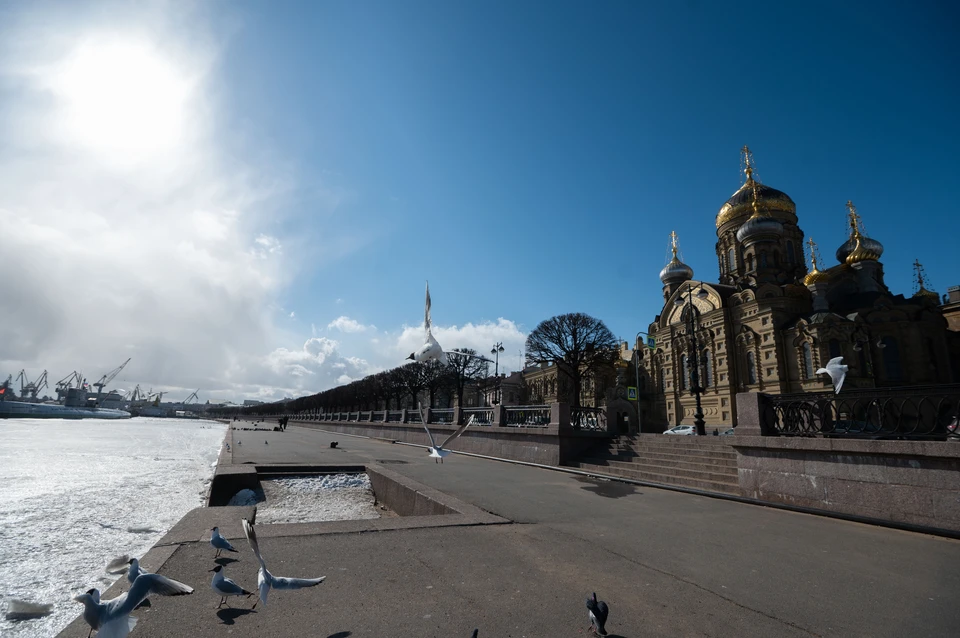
[0,417,227,638]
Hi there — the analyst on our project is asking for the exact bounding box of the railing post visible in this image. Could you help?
[425,407,433,424]
[453,406,463,425]
[494,404,506,427]
[401,409,408,423]
[552,402,570,429]
[734,392,775,436]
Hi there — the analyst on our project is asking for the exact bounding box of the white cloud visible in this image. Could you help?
[327,316,374,333]
[0,2,318,404]
[289,311,295,319]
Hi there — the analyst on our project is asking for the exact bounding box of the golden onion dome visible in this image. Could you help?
[913,287,939,301]
[803,266,831,286]
[717,181,796,228]
[803,237,830,285]
[844,233,882,265]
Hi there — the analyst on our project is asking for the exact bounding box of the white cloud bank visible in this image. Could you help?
[327,316,375,333]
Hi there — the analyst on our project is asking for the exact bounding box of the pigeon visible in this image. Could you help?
[209,565,254,609]
[816,356,848,394]
[74,573,194,638]
[407,281,448,365]
[586,591,609,636]
[471,630,479,638]
[210,526,238,558]
[241,518,326,608]
[419,404,474,463]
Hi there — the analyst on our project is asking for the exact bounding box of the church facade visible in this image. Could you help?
[639,147,958,429]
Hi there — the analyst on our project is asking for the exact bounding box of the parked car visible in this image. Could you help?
[663,425,696,435]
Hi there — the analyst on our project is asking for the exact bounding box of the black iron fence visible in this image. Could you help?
[571,406,607,432]
[766,385,960,440]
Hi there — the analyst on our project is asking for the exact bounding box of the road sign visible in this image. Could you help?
[627,386,637,401]
[646,336,656,349]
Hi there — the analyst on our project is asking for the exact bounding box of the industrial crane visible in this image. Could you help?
[14,370,48,401]
[183,389,199,405]
[56,371,83,401]
[125,384,146,403]
[92,358,131,402]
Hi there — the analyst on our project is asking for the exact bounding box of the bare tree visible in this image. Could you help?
[446,348,488,407]
[396,362,429,408]
[525,312,619,408]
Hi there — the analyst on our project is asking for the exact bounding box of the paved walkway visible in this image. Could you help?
[62,423,960,637]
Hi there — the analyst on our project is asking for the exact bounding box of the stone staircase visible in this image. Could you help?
[565,435,740,495]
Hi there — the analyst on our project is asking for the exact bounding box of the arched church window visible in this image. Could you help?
[760,252,768,268]
[658,367,666,391]
[747,351,757,384]
[702,350,713,387]
[882,337,902,380]
[746,254,754,271]
[786,240,795,264]
[829,339,841,359]
[681,355,689,391]
[728,247,736,272]
[802,342,815,379]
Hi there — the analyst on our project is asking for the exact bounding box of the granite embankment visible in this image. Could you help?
[57,422,960,637]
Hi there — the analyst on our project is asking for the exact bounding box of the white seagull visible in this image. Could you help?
[74,573,194,638]
[419,404,475,463]
[241,518,326,608]
[816,356,849,394]
[407,281,448,365]
[209,565,254,609]
[210,526,238,558]
[105,556,145,587]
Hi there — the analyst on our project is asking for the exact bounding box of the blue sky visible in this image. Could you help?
[1,1,957,401]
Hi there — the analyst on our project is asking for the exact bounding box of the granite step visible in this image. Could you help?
[578,457,738,483]
[570,461,740,495]
[592,449,739,469]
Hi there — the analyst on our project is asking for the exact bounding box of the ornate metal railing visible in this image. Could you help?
[767,385,960,440]
[462,407,494,426]
[571,406,607,432]
[385,410,404,423]
[504,405,551,427]
[370,411,385,422]
[430,408,455,424]
[407,410,423,424]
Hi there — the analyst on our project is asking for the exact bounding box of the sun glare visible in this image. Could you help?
[54,39,190,159]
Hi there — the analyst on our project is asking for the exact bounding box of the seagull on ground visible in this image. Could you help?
[105,556,145,587]
[74,573,194,638]
[586,591,609,636]
[816,356,849,394]
[419,404,474,463]
[210,526,238,558]
[407,281,448,365]
[241,518,326,608]
[209,565,254,609]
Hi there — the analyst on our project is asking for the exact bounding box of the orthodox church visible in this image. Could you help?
[639,147,958,429]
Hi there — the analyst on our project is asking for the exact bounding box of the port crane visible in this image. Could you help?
[92,358,131,403]
[56,371,84,402]
[125,384,146,403]
[15,370,48,401]
[183,389,199,405]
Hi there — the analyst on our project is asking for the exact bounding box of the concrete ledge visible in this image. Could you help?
[154,506,258,545]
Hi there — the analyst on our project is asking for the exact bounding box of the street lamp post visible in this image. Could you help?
[675,283,709,435]
[491,341,505,405]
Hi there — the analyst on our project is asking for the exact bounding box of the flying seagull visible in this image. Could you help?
[586,591,609,636]
[209,565,254,609]
[210,526,238,558]
[74,573,194,638]
[407,281,448,365]
[105,556,145,587]
[241,518,326,608]
[419,404,474,463]
[816,356,849,394]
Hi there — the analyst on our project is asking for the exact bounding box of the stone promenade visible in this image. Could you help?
[60,423,960,637]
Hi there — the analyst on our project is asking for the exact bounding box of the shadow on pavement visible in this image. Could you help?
[325,632,352,638]
[214,557,239,566]
[574,476,639,499]
[216,608,257,625]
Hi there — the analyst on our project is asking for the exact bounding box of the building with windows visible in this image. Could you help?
[640,147,958,429]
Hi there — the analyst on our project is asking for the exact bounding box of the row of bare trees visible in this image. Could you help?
[235,349,489,416]
[230,313,621,417]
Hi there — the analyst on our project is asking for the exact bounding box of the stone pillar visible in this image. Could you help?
[424,407,433,425]
[734,392,776,436]
[401,409,408,423]
[453,407,463,425]
[493,404,506,427]
[552,402,570,430]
